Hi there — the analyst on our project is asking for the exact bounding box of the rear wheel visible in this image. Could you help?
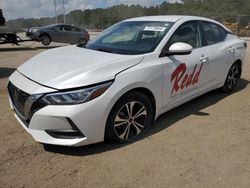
[222,62,241,92]
[78,38,87,46]
[105,92,153,143]
[41,35,51,46]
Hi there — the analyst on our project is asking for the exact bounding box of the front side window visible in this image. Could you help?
[53,26,62,31]
[85,21,173,55]
[201,22,227,45]
[167,21,202,49]
[63,25,71,31]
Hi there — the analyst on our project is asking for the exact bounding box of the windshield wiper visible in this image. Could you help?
[97,48,113,53]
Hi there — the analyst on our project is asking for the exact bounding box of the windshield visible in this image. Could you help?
[85,21,173,55]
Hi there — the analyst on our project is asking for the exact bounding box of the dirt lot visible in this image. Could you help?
[0,37,250,188]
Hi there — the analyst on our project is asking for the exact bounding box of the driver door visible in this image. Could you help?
[160,21,211,109]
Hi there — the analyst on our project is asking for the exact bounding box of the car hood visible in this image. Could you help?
[18,46,144,90]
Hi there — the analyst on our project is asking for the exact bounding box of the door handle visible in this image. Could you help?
[200,55,209,63]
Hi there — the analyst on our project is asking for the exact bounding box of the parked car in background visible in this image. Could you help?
[26,23,90,46]
[9,16,246,147]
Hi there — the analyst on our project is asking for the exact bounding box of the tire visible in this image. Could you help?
[105,91,153,143]
[78,38,87,46]
[222,62,241,92]
[40,34,51,46]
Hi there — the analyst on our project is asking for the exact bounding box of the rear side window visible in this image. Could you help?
[73,27,82,32]
[219,26,227,40]
[201,22,227,45]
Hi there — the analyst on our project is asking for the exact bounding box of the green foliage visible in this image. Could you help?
[5,0,250,31]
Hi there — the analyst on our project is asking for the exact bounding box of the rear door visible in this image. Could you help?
[161,21,211,108]
[199,21,234,85]
[71,26,84,44]
[59,25,73,43]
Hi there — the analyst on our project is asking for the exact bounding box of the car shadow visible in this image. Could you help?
[43,78,250,156]
[0,67,16,78]
[35,46,63,50]
[145,79,249,138]
[0,46,62,52]
[0,47,37,52]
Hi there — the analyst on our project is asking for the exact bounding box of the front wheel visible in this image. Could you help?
[105,92,153,143]
[222,62,241,92]
[40,35,51,46]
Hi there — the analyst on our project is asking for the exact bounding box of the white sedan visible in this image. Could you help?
[8,16,246,146]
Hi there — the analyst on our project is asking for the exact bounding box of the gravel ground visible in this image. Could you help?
[0,35,250,188]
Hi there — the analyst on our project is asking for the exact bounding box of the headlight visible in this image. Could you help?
[41,82,112,105]
[32,29,38,32]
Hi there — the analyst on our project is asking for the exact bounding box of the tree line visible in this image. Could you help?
[5,0,250,31]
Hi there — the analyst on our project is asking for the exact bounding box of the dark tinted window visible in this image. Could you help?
[201,22,227,45]
[53,25,63,31]
[72,27,82,32]
[167,21,202,49]
[62,25,72,31]
[219,26,227,40]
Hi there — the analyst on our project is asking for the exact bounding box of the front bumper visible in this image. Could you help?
[14,113,87,146]
[26,31,40,41]
[8,71,111,146]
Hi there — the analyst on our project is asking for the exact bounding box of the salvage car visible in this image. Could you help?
[26,23,90,46]
[8,16,246,146]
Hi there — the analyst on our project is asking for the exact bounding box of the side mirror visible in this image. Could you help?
[160,42,193,57]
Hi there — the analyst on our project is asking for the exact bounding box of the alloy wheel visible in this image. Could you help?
[41,35,51,46]
[114,101,147,141]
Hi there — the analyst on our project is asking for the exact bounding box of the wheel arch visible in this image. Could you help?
[222,59,243,92]
[104,86,157,141]
[111,87,157,120]
[39,32,51,39]
[228,59,242,80]
[234,59,242,75]
[125,87,156,121]
[224,59,242,82]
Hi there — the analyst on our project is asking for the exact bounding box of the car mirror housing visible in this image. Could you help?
[160,42,193,57]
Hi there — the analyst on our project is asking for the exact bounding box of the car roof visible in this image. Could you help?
[124,15,183,22]
[45,23,78,28]
[46,23,68,27]
[124,15,214,23]
[123,15,230,31]
[43,23,85,29]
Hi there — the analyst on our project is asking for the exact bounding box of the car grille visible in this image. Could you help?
[8,82,48,126]
[8,82,30,117]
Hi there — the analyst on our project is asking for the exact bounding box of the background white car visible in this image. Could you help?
[8,16,246,146]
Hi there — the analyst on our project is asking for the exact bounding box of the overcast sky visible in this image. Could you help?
[1,0,180,20]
